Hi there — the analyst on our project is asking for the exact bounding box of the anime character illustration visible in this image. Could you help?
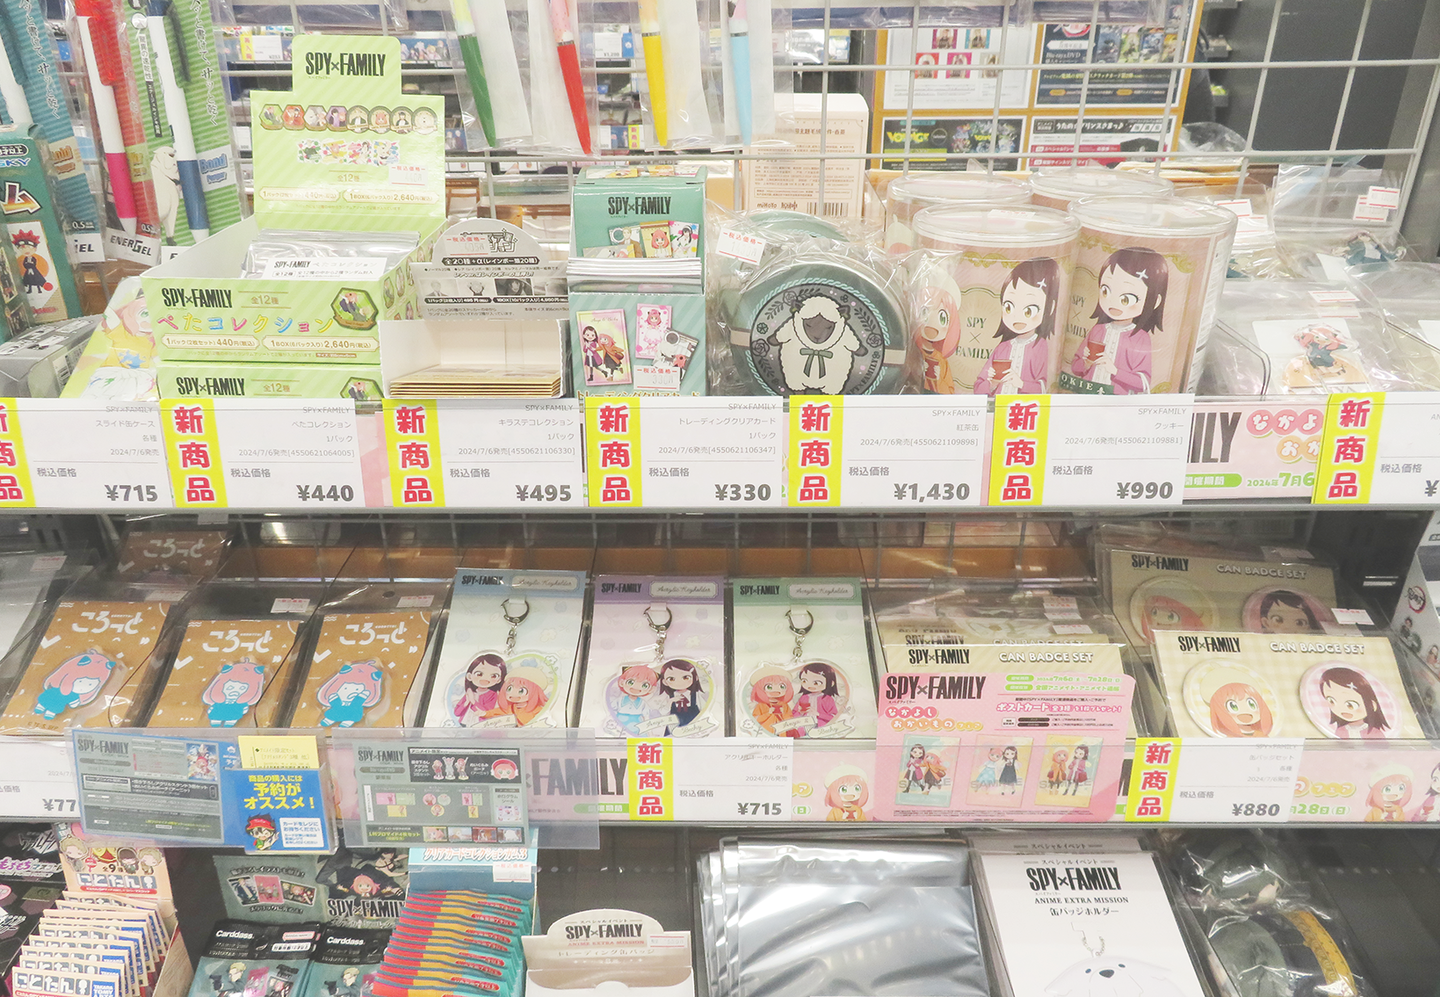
[257,104,283,129]
[1411,763,1440,821]
[1046,748,1070,790]
[613,665,658,734]
[671,223,698,257]
[347,106,369,132]
[1047,957,1189,997]
[1315,665,1391,739]
[116,846,138,874]
[149,148,181,240]
[1070,247,1168,394]
[327,105,348,130]
[188,742,216,779]
[453,653,505,727]
[330,863,402,899]
[997,745,1021,795]
[794,662,841,732]
[316,661,384,728]
[325,969,364,997]
[431,760,444,779]
[823,765,869,821]
[922,751,947,793]
[1138,595,1206,643]
[768,293,864,394]
[202,659,267,727]
[12,231,51,296]
[597,334,629,383]
[635,305,671,359]
[391,107,413,133]
[32,650,116,720]
[974,258,1062,395]
[580,326,603,383]
[1208,682,1275,737]
[902,743,929,793]
[244,814,279,850]
[211,962,249,997]
[1398,615,1423,655]
[658,658,703,732]
[973,749,1001,791]
[371,107,392,132]
[749,669,795,734]
[1365,764,1413,821]
[1257,590,1322,633]
[413,107,438,134]
[482,666,550,726]
[1062,744,1091,795]
[1283,323,1367,390]
[304,105,326,130]
[915,270,961,393]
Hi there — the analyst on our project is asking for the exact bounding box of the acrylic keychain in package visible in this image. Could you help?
[579,575,725,738]
[423,568,585,729]
[732,578,876,739]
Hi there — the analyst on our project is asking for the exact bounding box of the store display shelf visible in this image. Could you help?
[0,391,1423,514]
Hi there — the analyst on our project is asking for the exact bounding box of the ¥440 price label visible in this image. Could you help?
[296,483,358,502]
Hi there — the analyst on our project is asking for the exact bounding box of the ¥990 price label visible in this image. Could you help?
[1045,396,1191,507]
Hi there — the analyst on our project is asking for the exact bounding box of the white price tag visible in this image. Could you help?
[1214,198,1253,217]
[715,228,767,265]
[388,165,429,187]
[1167,739,1303,823]
[0,737,78,818]
[1352,196,1390,222]
[397,595,435,609]
[257,257,387,280]
[1365,392,1440,503]
[213,399,367,508]
[670,739,792,822]
[639,397,784,508]
[1051,623,1094,634]
[437,399,584,508]
[1330,607,1373,626]
[1045,395,1191,506]
[840,396,986,507]
[271,597,313,614]
[18,400,172,508]
[1366,185,1402,210]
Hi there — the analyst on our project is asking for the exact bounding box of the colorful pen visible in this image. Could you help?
[76,0,138,235]
[728,0,752,144]
[450,0,497,147]
[0,8,31,128]
[147,0,209,239]
[548,0,591,153]
[638,0,667,146]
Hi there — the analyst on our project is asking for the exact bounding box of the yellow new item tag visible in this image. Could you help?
[989,395,1049,506]
[1312,393,1384,504]
[788,396,842,506]
[161,399,227,507]
[586,397,643,507]
[384,400,445,507]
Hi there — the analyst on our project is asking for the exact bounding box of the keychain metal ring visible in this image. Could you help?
[643,605,673,633]
[502,597,530,627]
[786,608,814,637]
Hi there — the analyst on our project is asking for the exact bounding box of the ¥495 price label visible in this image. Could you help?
[438,400,585,509]
[514,483,575,503]
[842,397,986,508]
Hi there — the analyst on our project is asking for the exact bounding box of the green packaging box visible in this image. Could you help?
[0,125,82,322]
[570,164,706,258]
[141,34,444,365]
[158,360,383,400]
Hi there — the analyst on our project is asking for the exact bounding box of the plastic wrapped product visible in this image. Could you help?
[1213,279,1425,394]
[1027,164,1174,212]
[240,230,420,278]
[1177,184,1290,280]
[911,205,1079,394]
[722,251,912,396]
[186,922,319,997]
[295,927,390,997]
[1349,261,1440,354]
[884,173,1031,253]
[1270,165,1411,281]
[1058,195,1236,395]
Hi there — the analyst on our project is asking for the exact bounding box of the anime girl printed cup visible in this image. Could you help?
[1060,196,1236,395]
[912,205,1079,394]
[1182,661,1281,738]
[1028,165,1173,212]
[884,173,1031,253]
[1301,663,1403,740]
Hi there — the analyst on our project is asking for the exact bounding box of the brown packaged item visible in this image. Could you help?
[288,611,433,728]
[114,530,229,580]
[147,619,304,728]
[0,600,170,734]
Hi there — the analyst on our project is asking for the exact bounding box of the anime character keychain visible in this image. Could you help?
[449,598,558,728]
[744,608,854,738]
[202,657,267,727]
[316,660,385,728]
[605,605,712,737]
[33,649,118,720]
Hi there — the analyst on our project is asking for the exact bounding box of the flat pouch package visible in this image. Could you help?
[287,611,436,729]
[713,839,988,997]
[579,575,725,738]
[147,618,306,729]
[186,921,319,997]
[296,927,390,997]
[422,569,586,729]
[732,578,877,739]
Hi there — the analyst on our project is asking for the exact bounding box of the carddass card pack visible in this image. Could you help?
[0,600,171,735]
[373,892,529,997]
[579,576,725,738]
[732,578,877,739]
[295,928,389,997]
[186,921,319,997]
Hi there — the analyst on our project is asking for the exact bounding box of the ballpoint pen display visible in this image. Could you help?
[147,0,209,240]
[76,0,139,235]
[728,0,752,145]
[638,0,668,146]
[548,0,592,153]
[0,8,32,128]
[472,0,529,143]
[450,0,497,147]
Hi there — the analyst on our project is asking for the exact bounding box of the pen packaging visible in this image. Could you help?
[0,125,82,322]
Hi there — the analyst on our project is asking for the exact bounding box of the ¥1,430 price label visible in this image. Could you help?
[639,397,784,509]
[841,396,986,508]
[670,739,793,822]
[212,400,368,508]
[17,400,171,508]
[436,399,585,508]
[1046,396,1192,507]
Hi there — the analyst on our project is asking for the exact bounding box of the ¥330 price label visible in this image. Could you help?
[841,396,986,508]
[436,399,585,508]
[639,397,784,509]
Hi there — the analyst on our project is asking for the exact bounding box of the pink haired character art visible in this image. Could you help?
[915,271,962,394]
[202,658,267,727]
[33,650,116,719]
[317,660,385,728]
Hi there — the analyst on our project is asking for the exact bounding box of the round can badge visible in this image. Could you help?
[1243,587,1336,635]
[729,259,908,396]
[1183,661,1282,738]
[1300,662,1402,739]
[1128,576,1219,644]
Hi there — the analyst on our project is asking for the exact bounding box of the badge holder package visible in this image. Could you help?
[0,569,179,736]
[697,838,991,997]
[1160,830,1377,997]
[1270,165,1413,281]
[139,578,328,729]
[1205,279,1440,396]
[279,576,451,730]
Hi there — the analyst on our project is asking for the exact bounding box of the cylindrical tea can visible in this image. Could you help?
[885,173,1031,254]
[1058,195,1238,395]
[912,204,1080,394]
[1029,165,1174,212]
